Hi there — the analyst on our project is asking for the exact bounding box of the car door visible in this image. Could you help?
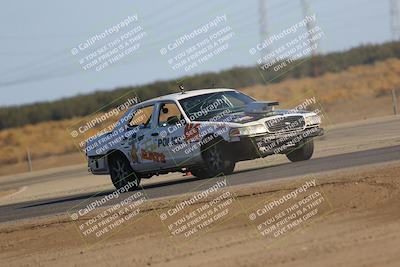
[151,101,191,169]
[125,104,161,172]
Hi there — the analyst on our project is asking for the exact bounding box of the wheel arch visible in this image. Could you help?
[106,149,130,165]
[200,134,227,161]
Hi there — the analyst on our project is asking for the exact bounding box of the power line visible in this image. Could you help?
[0,0,236,87]
[0,0,295,85]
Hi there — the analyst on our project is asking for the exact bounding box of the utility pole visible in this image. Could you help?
[259,0,269,60]
[26,147,32,172]
[301,0,319,76]
[390,0,400,40]
[392,88,398,115]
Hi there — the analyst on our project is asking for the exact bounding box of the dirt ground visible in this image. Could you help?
[1,161,399,267]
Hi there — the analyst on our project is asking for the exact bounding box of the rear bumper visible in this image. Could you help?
[227,127,324,160]
[88,155,109,175]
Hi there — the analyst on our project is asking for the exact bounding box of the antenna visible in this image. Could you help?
[179,84,185,94]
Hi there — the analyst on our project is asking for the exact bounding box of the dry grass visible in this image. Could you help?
[0,113,118,167]
[0,119,76,166]
[0,58,399,171]
[241,58,400,116]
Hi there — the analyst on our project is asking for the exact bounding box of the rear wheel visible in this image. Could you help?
[192,141,235,178]
[109,153,141,190]
[286,139,314,162]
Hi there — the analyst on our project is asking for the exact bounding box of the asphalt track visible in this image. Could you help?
[0,145,399,223]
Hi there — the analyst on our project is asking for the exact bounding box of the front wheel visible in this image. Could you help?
[286,139,314,162]
[109,153,141,190]
[192,142,235,178]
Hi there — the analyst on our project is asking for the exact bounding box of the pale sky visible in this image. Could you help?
[0,0,391,106]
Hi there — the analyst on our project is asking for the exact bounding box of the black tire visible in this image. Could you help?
[194,141,235,178]
[190,168,209,179]
[286,139,314,162]
[109,153,141,190]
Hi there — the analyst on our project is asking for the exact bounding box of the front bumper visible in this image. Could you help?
[228,127,324,160]
[255,127,324,155]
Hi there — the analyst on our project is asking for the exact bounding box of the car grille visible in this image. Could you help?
[265,116,305,133]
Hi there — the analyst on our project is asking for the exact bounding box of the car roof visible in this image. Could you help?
[137,88,236,107]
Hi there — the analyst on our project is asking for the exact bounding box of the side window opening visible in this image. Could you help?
[158,103,183,127]
[128,105,154,128]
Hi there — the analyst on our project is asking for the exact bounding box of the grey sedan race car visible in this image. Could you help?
[86,88,323,190]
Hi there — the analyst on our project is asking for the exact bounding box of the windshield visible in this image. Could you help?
[179,91,255,121]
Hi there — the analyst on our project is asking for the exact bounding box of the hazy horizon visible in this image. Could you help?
[0,0,391,106]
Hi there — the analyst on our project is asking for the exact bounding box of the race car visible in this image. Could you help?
[86,88,323,190]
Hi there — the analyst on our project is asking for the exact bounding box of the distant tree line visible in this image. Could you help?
[1,41,400,130]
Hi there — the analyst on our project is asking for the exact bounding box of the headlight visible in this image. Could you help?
[229,124,266,137]
[304,115,321,126]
